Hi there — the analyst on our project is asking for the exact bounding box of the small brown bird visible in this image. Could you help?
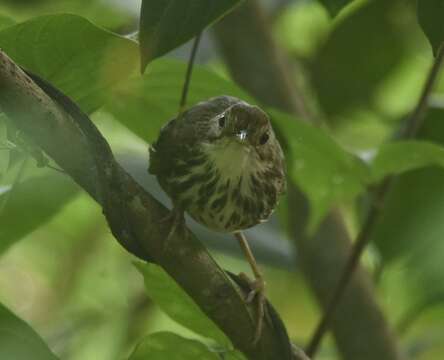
[149,95,286,342]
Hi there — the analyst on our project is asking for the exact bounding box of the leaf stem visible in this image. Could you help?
[305,43,444,358]
[179,32,203,114]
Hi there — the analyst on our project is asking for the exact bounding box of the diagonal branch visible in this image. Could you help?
[0,49,301,360]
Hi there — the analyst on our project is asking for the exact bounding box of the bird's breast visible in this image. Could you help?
[164,140,280,233]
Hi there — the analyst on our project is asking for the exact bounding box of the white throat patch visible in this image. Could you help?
[201,139,257,181]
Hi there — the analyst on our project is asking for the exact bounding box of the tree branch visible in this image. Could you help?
[0,49,299,360]
[213,1,403,359]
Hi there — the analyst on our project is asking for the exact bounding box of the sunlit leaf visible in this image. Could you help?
[0,14,15,30]
[0,14,138,113]
[139,0,243,71]
[417,0,444,56]
[0,0,132,30]
[134,262,230,346]
[318,0,354,17]
[0,173,79,254]
[370,141,444,182]
[0,303,58,360]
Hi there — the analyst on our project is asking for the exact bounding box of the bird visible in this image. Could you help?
[148,95,286,343]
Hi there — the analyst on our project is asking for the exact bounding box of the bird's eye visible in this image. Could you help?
[218,115,226,128]
[259,132,269,145]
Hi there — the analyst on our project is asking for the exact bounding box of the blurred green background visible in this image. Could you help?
[1,0,444,359]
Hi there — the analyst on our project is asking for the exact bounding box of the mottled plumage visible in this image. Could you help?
[149,96,286,233]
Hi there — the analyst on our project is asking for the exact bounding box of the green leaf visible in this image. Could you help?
[318,0,354,17]
[370,140,444,182]
[134,262,230,346]
[0,0,133,30]
[312,0,418,120]
[0,14,15,30]
[0,173,79,254]
[0,302,58,360]
[139,0,243,71]
[372,108,444,324]
[130,332,219,360]
[107,59,252,143]
[0,118,9,179]
[0,14,138,113]
[417,0,444,55]
[270,109,368,232]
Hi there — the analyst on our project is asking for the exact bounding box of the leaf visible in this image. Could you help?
[107,59,252,143]
[0,0,132,30]
[417,0,444,55]
[312,0,418,120]
[0,14,138,113]
[130,332,219,360]
[0,118,9,179]
[318,0,354,17]
[372,108,444,323]
[134,262,230,346]
[270,109,368,232]
[370,140,444,182]
[0,173,79,254]
[0,185,11,196]
[139,0,243,71]
[0,302,58,360]
[0,14,15,30]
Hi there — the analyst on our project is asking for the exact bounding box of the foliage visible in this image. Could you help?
[139,0,243,71]
[417,0,444,55]
[1,0,444,359]
[317,0,353,17]
[134,262,229,346]
[0,303,58,360]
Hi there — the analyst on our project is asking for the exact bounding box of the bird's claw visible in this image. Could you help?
[239,272,266,345]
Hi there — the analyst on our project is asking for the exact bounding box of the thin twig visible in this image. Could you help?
[306,44,444,358]
[402,43,444,139]
[179,32,202,114]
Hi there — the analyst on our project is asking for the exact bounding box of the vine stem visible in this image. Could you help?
[179,31,203,114]
[305,43,444,358]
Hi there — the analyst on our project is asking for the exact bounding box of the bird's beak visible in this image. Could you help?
[236,130,248,142]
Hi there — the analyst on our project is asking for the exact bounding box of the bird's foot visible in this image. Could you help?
[239,272,266,345]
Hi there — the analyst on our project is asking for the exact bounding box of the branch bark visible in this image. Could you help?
[213,1,404,359]
[0,50,299,360]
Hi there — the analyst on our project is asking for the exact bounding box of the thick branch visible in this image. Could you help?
[0,50,296,360]
[213,1,403,359]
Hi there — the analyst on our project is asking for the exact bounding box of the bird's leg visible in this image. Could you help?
[235,231,266,345]
[160,207,185,251]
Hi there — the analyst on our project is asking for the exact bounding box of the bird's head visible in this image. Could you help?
[210,102,272,148]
